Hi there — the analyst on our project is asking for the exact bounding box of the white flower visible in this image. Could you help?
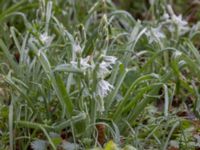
[161,13,169,20]
[103,56,117,64]
[98,61,111,77]
[73,44,83,54]
[145,27,165,44]
[172,14,187,27]
[98,55,117,77]
[173,51,182,58]
[71,56,91,70]
[31,140,47,150]
[96,79,114,98]
[163,14,189,35]
[40,33,53,46]
[161,6,190,36]
[172,14,190,35]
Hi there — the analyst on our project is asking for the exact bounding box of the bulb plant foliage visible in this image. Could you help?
[1,0,200,150]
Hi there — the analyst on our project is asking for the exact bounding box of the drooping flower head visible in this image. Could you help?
[70,56,91,70]
[162,5,190,35]
[171,14,187,27]
[73,44,83,54]
[98,55,117,77]
[96,79,114,98]
[103,56,117,64]
[31,140,47,150]
[145,27,165,44]
[40,32,54,46]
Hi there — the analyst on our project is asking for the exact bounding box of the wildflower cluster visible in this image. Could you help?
[145,5,190,44]
[70,44,117,111]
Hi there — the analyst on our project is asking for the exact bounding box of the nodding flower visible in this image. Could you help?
[103,56,117,64]
[70,54,116,98]
[70,56,91,70]
[40,33,53,46]
[161,7,189,35]
[73,44,83,54]
[96,79,114,98]
[31,140,47,150]
[167,14,190,35]
[98,55,117,77]
[171,14,188,27]
[98,61,111,77]
[145,27,165,44]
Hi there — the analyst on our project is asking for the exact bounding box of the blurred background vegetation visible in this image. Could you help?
[116,0,200,23]
[1,0,200,150]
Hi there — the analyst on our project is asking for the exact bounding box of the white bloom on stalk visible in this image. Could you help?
[145,27,165,44]
[171,14,187,27]
[71,56,91,70]
[99,61,110,77]
[40,32,53,46]
[171,14,190,35]
[166,14,190,35]
[31,140,47,150]
[96,79,114,98]
[161,13,169,20]
[173,51,182,58]
[166,5,187,27]
[73,44,83,54]
[160,5,189,36]
[103,56,117,64]
[98,55,117,77]
[161,8,189,35]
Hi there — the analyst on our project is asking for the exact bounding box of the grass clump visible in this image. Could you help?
[1,0,200,150]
